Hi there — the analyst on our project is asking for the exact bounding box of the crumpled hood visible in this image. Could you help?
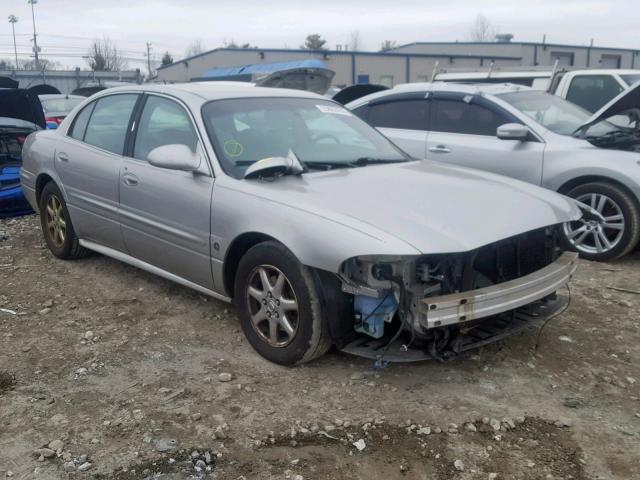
[576,81,640,134]
[238,160,581,254]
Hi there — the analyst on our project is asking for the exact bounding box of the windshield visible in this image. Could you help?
[497,90,617,136]
[620,74,640,86]
[41,97,84,114]
[202,97,408,178]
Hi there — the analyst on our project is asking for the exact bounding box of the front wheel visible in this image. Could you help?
[561,182,640,261]
[234,241,331,365]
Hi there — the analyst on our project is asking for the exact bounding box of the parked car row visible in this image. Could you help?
[19,82,583,365]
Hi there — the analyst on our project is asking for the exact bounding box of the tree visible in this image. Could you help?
[19,58,61,70]
[380,40,398,51]
[185,39,206,58]
[161,51,174,66]
[0,59,11,70]
[468,13,497,42]
[301,34,327,50]
[349,30,361,51]
[86,37,128,71]
[223,40,256,49]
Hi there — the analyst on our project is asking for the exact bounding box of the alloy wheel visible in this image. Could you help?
[45,194,66,248]
[245,265,299,347]
[564,193,625,255]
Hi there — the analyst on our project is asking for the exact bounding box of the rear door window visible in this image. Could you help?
[69,102,95,141]
[368,99,428,131]
[566,75,625,113]
[431,98,510,136]
[83,94,139,155]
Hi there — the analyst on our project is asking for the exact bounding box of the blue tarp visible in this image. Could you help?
[201,59,327,79]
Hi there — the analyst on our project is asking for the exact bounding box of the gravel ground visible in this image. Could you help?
[1,214,639,480]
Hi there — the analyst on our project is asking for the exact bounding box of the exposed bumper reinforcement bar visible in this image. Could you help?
[340,294,569,362]
[419,251,578,329]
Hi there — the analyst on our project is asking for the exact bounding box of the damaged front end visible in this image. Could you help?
[337,226,578,362]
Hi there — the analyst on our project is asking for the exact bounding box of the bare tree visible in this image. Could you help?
[349,30,361,51]
[185,39,206,58]
[468,13,497,42]
[86,37,128,71]
[380,40,398,51]
[19,58,62,71]
[301,34,327,50]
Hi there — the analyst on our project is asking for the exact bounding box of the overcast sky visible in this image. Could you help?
[1,0,638,71]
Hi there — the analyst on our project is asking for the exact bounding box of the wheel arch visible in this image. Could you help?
[557,175,640,209]
[222,232,278,298]
[35,173,56,206]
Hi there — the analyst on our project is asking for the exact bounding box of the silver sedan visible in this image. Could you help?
[346,81,640,262]
[20,83,580,364]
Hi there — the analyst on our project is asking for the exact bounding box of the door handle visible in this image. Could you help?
[56,152,69,162]
[123,173,139,186]
[428,145,451,154]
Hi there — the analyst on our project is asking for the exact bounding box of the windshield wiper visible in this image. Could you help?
[353,157,409,166]
[303,157,409,171]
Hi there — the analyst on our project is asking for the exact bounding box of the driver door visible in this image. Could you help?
[426,93,545,185]
[119,94,215,289]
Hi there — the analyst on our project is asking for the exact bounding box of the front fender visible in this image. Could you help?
[211,184,421,275]
[542,149,640,202]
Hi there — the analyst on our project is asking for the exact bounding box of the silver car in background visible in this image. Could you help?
[21,82,580,364]
[346,82,640,261]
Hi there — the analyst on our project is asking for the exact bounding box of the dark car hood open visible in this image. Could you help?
[332,84,389,105]
[0,88,45,129]
[576,81,640,134]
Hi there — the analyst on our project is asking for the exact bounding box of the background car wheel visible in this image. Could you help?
[234,241,331,365]
[39,182,88,260]
[561,182,640,261]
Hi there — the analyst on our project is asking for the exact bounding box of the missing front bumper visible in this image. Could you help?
[340,293,568,362]
[419,252,578,329]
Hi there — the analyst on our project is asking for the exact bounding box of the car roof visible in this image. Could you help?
[39,94,85,100]
[346,81,531,107]
[567,69,640,76]
[96,81,326,102]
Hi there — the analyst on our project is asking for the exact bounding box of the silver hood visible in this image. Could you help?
[576,81,640,134]
[239,160,581,254]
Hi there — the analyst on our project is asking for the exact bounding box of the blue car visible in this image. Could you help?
[1,82,45,218]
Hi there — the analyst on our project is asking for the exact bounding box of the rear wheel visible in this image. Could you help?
[234,241,331,365]
[562,182,640,261]
[39,182,88,260]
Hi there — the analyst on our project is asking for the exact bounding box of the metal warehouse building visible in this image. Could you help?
[156,41,640,88]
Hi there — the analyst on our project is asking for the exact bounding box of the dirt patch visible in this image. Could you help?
[1,215,639,480]
[0,370,16,394]
[98,417,586,480]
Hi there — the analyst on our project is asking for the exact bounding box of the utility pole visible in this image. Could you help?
[27,0,40,70]
[8,15,19,70]
[146,42,153,79]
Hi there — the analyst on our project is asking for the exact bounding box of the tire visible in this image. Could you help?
[234,241,331,365]
[39,182,88,260]
[561,182,640,261]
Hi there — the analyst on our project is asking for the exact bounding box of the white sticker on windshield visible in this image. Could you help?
[316,104,352,116]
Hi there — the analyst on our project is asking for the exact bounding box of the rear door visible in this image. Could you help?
[426,93,545,184]
[356,92,429,158]
[119,94,214,289]
[54,93,140,250]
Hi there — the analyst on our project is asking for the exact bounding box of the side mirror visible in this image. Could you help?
[147,144,200,171]
[497,123,530,141]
